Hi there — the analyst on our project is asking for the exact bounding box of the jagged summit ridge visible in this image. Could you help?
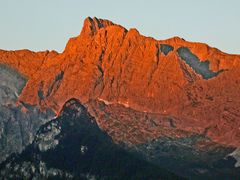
[0,17,240,148]
[82,17,116,36]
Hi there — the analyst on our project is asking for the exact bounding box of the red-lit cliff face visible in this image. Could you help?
[0,49,58,78]
[0,17,240,147]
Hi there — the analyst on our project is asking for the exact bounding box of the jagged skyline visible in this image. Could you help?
[1,16,240,179]
[0,0,239,54]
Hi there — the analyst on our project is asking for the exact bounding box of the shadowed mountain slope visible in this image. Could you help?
[0,98,181,179]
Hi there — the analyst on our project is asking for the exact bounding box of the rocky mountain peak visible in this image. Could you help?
[0,17,240,149]
[0,17,240,178]
[81,17,115,37]
[64,17,126,54]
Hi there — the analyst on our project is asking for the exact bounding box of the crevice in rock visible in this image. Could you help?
[46,71,64,98]
[38,81,44,104]
[178,59,197,83]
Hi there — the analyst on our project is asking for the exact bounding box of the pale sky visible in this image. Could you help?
[0,0,239,54]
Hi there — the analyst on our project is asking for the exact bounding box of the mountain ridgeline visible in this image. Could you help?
[0,17,240,179]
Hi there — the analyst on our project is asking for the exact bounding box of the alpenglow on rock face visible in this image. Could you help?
[0,17,240,178]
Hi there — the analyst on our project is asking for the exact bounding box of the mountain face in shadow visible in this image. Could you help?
[0,98,181,179]
[0,64,54,163]
[88,100,240,179]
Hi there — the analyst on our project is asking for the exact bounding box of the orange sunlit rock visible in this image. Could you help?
[0,17,240,147]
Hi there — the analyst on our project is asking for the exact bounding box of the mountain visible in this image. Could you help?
[0,17,240,178]
[0,98,181,179]
[0,64,54,162]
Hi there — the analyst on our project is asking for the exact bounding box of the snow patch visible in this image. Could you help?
[97,98,113,105]
[98,98,130,108]
[14,91,19,97]
[117,100,129,108]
